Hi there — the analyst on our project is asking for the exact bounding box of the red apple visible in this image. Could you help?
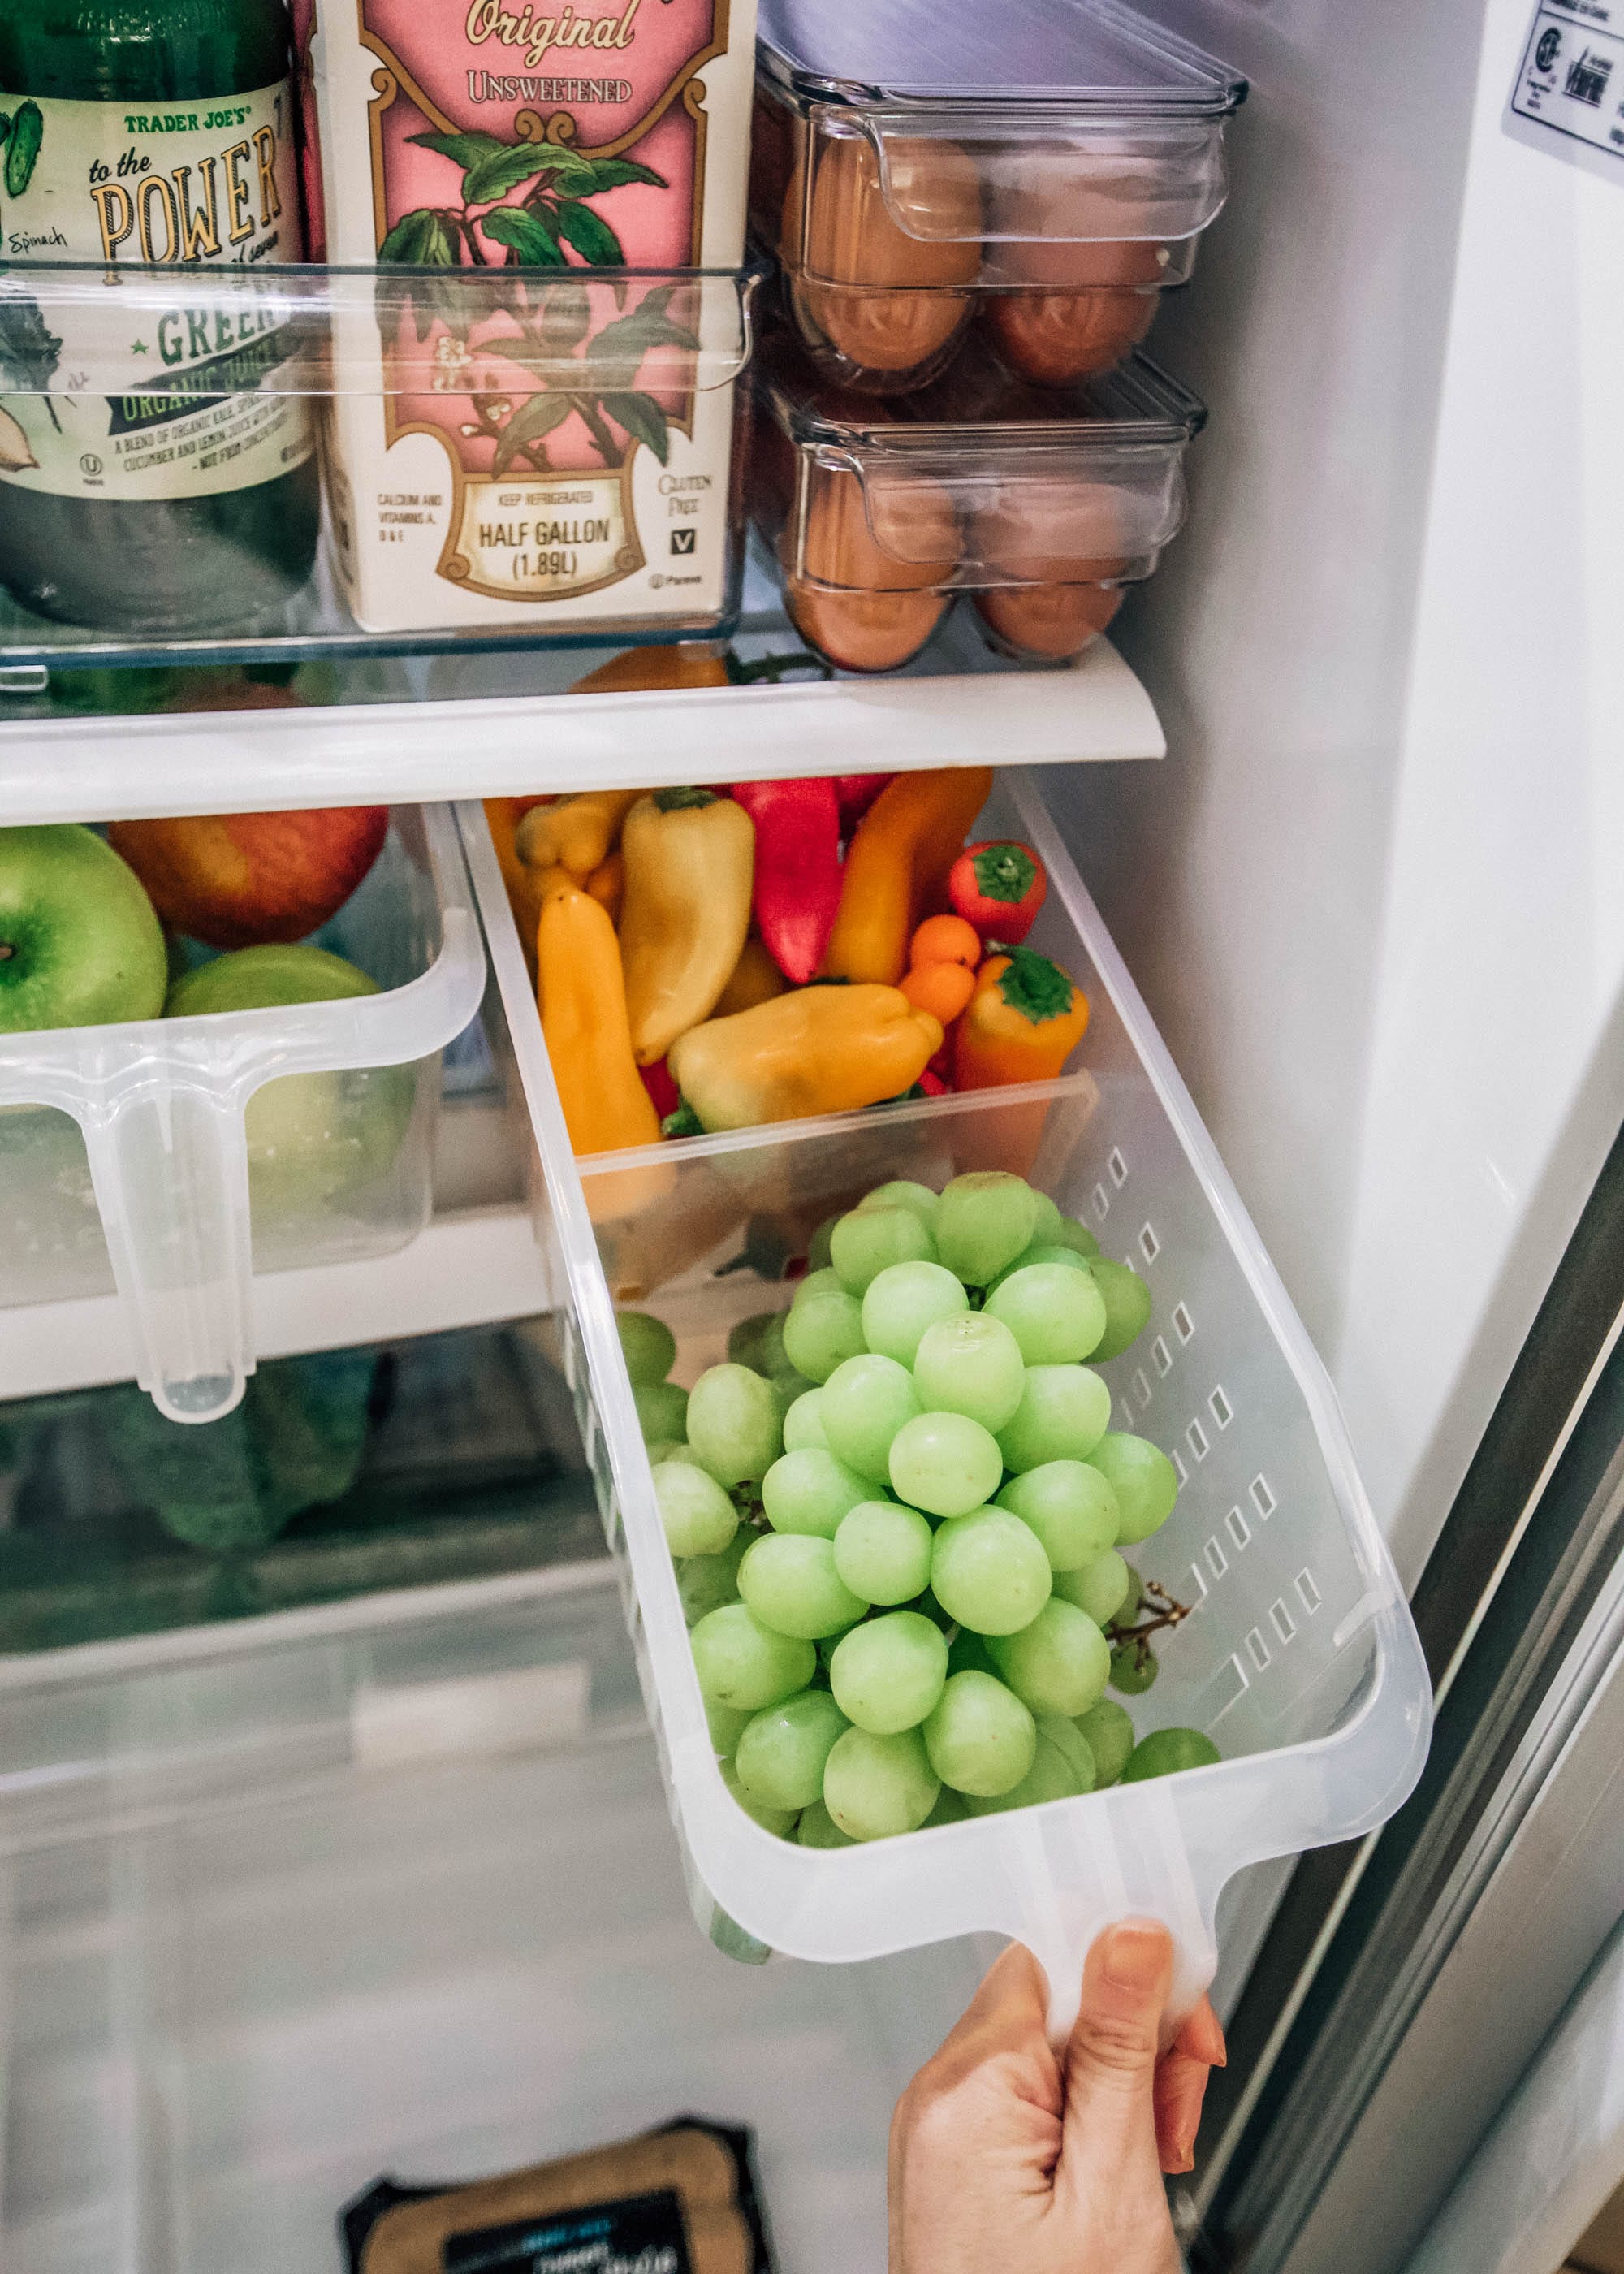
[108,806,391,949]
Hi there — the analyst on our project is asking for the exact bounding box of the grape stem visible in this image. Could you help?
[1107,1580,1193,1671]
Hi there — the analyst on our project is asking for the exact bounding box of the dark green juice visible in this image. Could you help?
[0,0,319,635]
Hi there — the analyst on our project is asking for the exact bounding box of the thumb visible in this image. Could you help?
[1056,1918,1174,2204]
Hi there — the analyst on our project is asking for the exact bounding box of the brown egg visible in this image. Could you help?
[787,579,951,674]
[982,176,1171,382]
[984,286,1156,386]
[784,458,961,672]
[787,133,983,382]
[974,582,1124,662]
[970,471,1129,586]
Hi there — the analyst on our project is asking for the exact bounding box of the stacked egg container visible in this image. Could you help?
[747,0,1244,670]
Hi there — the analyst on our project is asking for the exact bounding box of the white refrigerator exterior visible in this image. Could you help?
[1063,0,1624,1587]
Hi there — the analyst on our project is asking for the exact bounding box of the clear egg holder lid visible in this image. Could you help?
[754,0,1249,276]
[754,339,1208,595]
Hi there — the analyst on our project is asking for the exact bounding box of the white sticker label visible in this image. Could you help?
[0,83,314,500]
[1510,0,1624,167]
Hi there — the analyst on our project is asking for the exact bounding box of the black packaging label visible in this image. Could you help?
[444,2186,693,2274]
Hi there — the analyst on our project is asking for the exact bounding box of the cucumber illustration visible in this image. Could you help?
[6,101,43,198]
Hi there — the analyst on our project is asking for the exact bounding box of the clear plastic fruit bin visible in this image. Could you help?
[752,0,1246,395]
[0,806,484,1429]
[461,774,1430,2026]
[754,338,1204,670]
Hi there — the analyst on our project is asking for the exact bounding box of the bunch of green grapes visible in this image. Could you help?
[620,1171,1219,1847]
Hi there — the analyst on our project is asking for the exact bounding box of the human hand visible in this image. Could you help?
[888,1919,1225,2274]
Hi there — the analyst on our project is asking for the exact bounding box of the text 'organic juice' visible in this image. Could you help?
[301,0,756,636]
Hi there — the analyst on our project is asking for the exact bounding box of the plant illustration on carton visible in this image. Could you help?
[378,130,699,478]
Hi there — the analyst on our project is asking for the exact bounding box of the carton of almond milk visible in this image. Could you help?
[304,0,756,634]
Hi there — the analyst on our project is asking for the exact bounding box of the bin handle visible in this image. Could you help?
[78,1075,256,1425]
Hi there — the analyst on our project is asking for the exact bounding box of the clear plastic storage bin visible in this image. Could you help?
[462,773,1431,2030]
[754,339,1205,670]
[0,264,762,668]
[752,0,1246,395]
[0,806,484,1429]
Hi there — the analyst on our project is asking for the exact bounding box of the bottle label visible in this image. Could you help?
[0,84,313,501]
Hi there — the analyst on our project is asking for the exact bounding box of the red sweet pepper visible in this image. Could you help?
[835,775,895,832]
[729,777,844,985]
[948,839,1049,946]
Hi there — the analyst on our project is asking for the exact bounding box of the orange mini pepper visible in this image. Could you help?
[953,945,1090,1090]
[538,884,663,1156]
[822,765,994,985]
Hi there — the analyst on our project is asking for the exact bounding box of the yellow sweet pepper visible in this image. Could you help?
[518,789,641,881]
[667,984,944,1133]
[822,766,994,985]
[618,789,755,1066]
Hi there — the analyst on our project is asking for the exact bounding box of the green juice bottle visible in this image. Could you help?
[0,0,319,635]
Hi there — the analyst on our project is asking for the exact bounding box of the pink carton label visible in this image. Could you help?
[352,0,730,599]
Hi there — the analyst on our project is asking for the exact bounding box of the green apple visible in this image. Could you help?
[166,943,414,1213]
[0,824,166,1033]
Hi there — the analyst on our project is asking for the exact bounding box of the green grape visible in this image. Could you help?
[678,1533,750,1628]
[861,1260,970,1368]
[935,1172,1041,1286]
[829,1611,949,1734]
[963,1731,1083,1815]
[1110,1641,1159,1695]
[996,1460,1119,1572]
[686,1364,782,1489]
[721,1757,798,1836]
[1052,1547,1133,1625]
[831,1204,938,1294]
[911,1589,957,1633]
[931,1508,1053,1635]
[1087,1433,1179,1543]
[833,1499,934,1606]
[996,1364,1112,1471]
[1121,1728,1221,1782]
[923,1670,1039,1796]
[654,1461,740,1559]
[762,1447,872,1539]
[619,1310,677,1386]
[691,1604,817,1710]
[823,1726,940,1840]
[782,1284,868,1384]
[792,1266,843,1308]
[923,1783,971,1827]
[645,1437,698,1469]
[806,1216,840,1272]
[858,1179,941,1228]
[1075,1698,1135,1786]
[986,1263,1108,1365]
[1038,1715,1099,1792]
[634,1381,689,1445]
[947,1628,1000,1679]
[728,1311,789,1375]
[1027,1191,1064,1246]
[705,1696,756,1755]
[782,1389,831,1452]
[1089,1260,1154,1360]
[1056,1216,1102,1260]
[739,1534,869,1641]
[989,1600,1112,1717]
[798,1796,857,1848]
[989,1240,1095,1291]
[735,1688,852,1811]
[888,1412,1004,1519]
[768,1370,818,1429]
[820,1353,922,1481]
[912,1312,1027,1432]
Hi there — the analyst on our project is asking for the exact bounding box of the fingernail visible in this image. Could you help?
[1102,1919,1170,1991]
